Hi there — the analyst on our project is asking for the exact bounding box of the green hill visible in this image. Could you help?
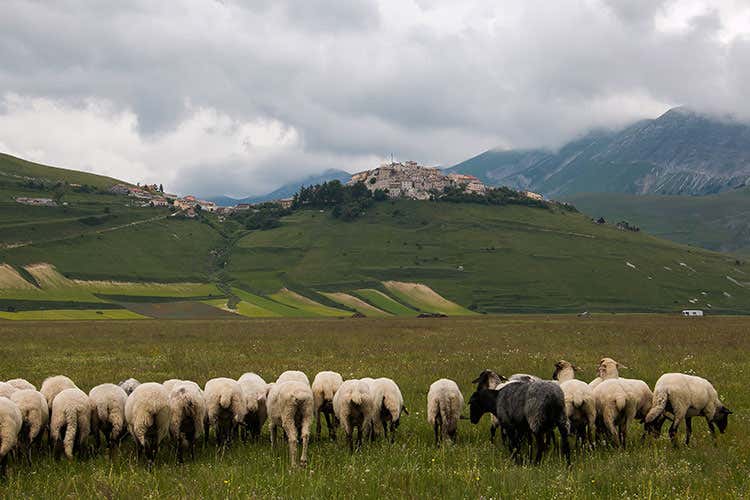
[0,152,129,191]
[2,152,749,318]
[227,201,750,314]
[566,188,750,255]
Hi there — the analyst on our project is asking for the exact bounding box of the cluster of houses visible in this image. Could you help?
[349,161,488,200]
[348,161,546,202]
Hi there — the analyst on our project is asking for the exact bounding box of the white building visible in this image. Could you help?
[681,309,704,317]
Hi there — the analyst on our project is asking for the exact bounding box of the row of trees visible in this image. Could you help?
[292,180,386,220]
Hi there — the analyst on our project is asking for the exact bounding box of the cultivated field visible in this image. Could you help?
[0,315,748,498]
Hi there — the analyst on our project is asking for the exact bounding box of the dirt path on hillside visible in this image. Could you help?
[0,214,169,249]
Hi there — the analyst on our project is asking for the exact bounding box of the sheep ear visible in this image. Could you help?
[617,363,629,370]
[401,406,409,416]
[498,375,508,382]
[459,415,469,420]
[721,407,732,415]
[573,365,582,372]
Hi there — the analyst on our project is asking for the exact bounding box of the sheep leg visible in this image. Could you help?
[434,419,440,446]
[0,454,7,479]
[316,411,322,439]
[534,432,546,464]
[324,412,335,441]
[489,423,497,443]
[389,422,397,444]
[669,413,684,447]
[270,423,277,448]
[176,438,184,464]
[604,418,620,448]
[684,417,692,445]
[382,420,388,441]
[299,429,309,468]
[707,420,718,446]
[347,430,354,454]
[283,422,299,467]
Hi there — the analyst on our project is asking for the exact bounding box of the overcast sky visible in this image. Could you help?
[1,0,749,197]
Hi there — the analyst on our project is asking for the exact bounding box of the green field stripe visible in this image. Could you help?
[269,289,351,317]
[320,291,392,317]
[231,287,311,317]
[352,289,417,316]
[382,281,476,316]
[0,309,147,320]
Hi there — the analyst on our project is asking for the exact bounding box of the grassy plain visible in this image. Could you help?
[0,315,747,498]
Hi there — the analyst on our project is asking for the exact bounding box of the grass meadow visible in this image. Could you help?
[0,315,747,498]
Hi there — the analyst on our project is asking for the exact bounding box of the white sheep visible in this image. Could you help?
[89,383,128,453]
[50,387,93,460]
[40,375,78,412]
[592,378,652,448]
[427,379,464,445]
[589,358,625,389]
[370,377,408,442]
[237,372,269,441]
[552,360,596,446]
[0,382,17,399]
[117,378,141,396]
[169,381,208,462]
[6,379,36,391]
[0,397,22,477]
[9,389,48,464]
[645,373,732,446]
[204,377,246,445]
[333,379,375,453]
[311,371,343,440]
[125,382,171,464]
[276,370,310,386]
[267,381,314,467]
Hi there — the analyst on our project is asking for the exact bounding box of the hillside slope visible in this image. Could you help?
[227,201,750,314]
[567,187,750,255]
[0,152,129,190]
[449,108,750,197]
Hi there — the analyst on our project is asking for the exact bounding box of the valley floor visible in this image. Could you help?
[0,315,748,498]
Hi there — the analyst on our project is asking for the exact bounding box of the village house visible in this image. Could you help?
[15,197,57,206]
[523,191,544,201]
[109,183,131,195]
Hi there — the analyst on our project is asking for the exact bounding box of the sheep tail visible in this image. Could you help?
[438,395,455,432]
[383,393,400,420]
[63,407,78,458]
[573,392,584,408]
[220,392,232,409]
[28,408,43,441]
[645,389,668,423]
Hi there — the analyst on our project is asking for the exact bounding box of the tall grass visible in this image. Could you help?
[0,315,747,498]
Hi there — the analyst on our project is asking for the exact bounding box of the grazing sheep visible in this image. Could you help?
[592,378,652,448]
[88,384,128,453]
[125,382,171,464]
[237,373,269,441]
[6,379,35,391]
[204,377,246,446]
[469,378,570,465]
[276,370,310,386]
[332,379,375,453]
[0,397,22,477]
[169,381,207,462]
[50,388,93,460]
[370,377,408,442]
[589,358,625,389]
[40,375,78,411]
[267,381,314,467]
[311,371,343,440]
[552,360,596,446]
[0,383,17,399]
[645,373,732,446]
[427,379,464,446]
[472,370,507,442]
[9,390,48,464]
[117,378,141,396]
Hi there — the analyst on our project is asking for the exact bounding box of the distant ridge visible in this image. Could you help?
[206,169,351,206]
[448,107,750,197]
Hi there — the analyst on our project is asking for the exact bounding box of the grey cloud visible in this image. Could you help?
[1,0,750,197]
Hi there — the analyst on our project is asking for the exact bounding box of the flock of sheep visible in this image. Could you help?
[0,358,732,475]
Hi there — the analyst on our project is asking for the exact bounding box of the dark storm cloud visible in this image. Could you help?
[1,0,749,196]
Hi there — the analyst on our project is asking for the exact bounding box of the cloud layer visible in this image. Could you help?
[1,0,749,196]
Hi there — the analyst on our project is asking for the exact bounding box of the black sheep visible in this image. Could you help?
[469,379,571,465]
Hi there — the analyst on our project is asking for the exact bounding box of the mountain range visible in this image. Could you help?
[448,107,750,197]
[207,169,351,206]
